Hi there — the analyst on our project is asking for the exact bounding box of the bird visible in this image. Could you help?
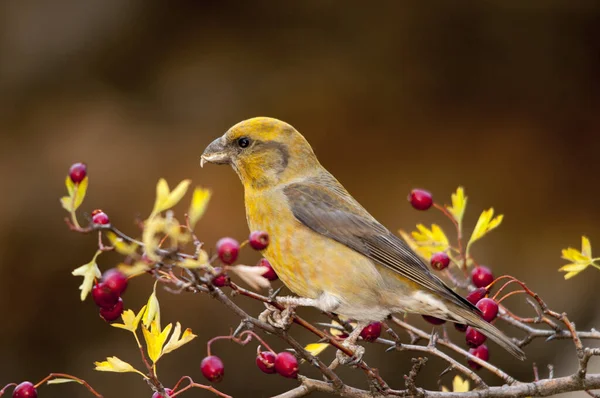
[200,116,525,361]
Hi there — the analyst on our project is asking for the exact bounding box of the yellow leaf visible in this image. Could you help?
[142,321,172,363]
[47,378,81,385]
[305,343,329,356]
[142,215,166,262]
[72,176,88,211]
[446,187,467,228]
[162,322,197,355]
[65,175,75,196]
[452,375,470,392]
[143,282,160,329]
[94,356,146,378]
[60,196,73,212]
[468,208,503,249]
[559,236,594,280]
[117,261,150,277]
[72,250,102,301]
[112,305,147,333]
[410,224,450,259]
[558,263,588,273]
[582,236,592,258]
[188,187,212,228]
[150,179,191,218]
[106,232,138,256]
[178,251,210,269]
[442,375,470,392]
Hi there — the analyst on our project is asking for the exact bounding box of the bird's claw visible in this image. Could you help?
[259,304,295,330]
[335,341,365,366]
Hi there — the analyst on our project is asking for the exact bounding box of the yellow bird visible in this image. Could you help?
[201,117,524,360]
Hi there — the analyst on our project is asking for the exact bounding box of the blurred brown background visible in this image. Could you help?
[1,1,600,397]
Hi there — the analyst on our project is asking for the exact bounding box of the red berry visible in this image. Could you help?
[454,323,468,332]
[258,258,278,281]
[92,211,110,225]
[468,344,489,370]
[256,351,277,374]
[476,298,499,322]
[408,189,433,210]
[100,297,124,322]
[12,381,37,398]
[201,355,225,383]
[249,231,270,250]
[430,252,450,270]
[471,266,494,288]
[466,287,488,305]
[212,268,229,287]
[69,162,87,184]
[274,352,299,379]
[92,282,119,309]
[152,388,173,398]
[422,315,446,325]
[216,238,239,265]
[465,327,487,347]
[102,269,128,296]
[359,322,382,342]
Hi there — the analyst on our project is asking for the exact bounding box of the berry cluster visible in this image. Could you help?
[409,189,501,370]
[213,231,279,286]
[91,269,128,322]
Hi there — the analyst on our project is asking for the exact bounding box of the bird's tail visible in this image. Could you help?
[450,303,526,360]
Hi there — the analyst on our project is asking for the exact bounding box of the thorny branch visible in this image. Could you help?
[65,219,600,398]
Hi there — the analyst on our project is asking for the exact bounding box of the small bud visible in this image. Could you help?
[274,352,299,378]
[258,258,278,281]
[99,297,124,322]
[360,322,382,342]
[12,381,37,398]
[471,266,494,288]
[476,298,499,322]
[249,231,270,250]
[92,210,110,225]
[468,344,489,370]
[430,252,450,270]
[256,351,277,374]
[465,327,487,347]
[69,162,87,184]
[408,189,433,211]
[201,355,225,383]
[422,315,446,325]
[216,238,240,265]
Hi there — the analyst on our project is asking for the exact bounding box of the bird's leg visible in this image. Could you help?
[259,296,318,330]
[335,320,368,366]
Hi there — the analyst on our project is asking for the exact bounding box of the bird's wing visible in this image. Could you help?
[283,177,475,310]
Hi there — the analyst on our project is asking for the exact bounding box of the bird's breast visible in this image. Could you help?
[244,187,385,305]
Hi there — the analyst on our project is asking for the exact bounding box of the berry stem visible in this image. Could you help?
[206,330,276,356]
[0,383,17,396]
[496,289,527,304]
[34,373,103,397]
[169,376,231,398]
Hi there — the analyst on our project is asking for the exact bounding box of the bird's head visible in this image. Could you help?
[201,117,320,189]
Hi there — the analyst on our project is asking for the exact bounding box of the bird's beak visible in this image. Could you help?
[200,136,230,168]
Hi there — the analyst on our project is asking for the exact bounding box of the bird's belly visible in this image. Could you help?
[245,191,385,309]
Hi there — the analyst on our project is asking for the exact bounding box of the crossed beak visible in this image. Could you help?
[200,136,230,168]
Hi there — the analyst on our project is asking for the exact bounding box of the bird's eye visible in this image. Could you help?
[237,137,250,148]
